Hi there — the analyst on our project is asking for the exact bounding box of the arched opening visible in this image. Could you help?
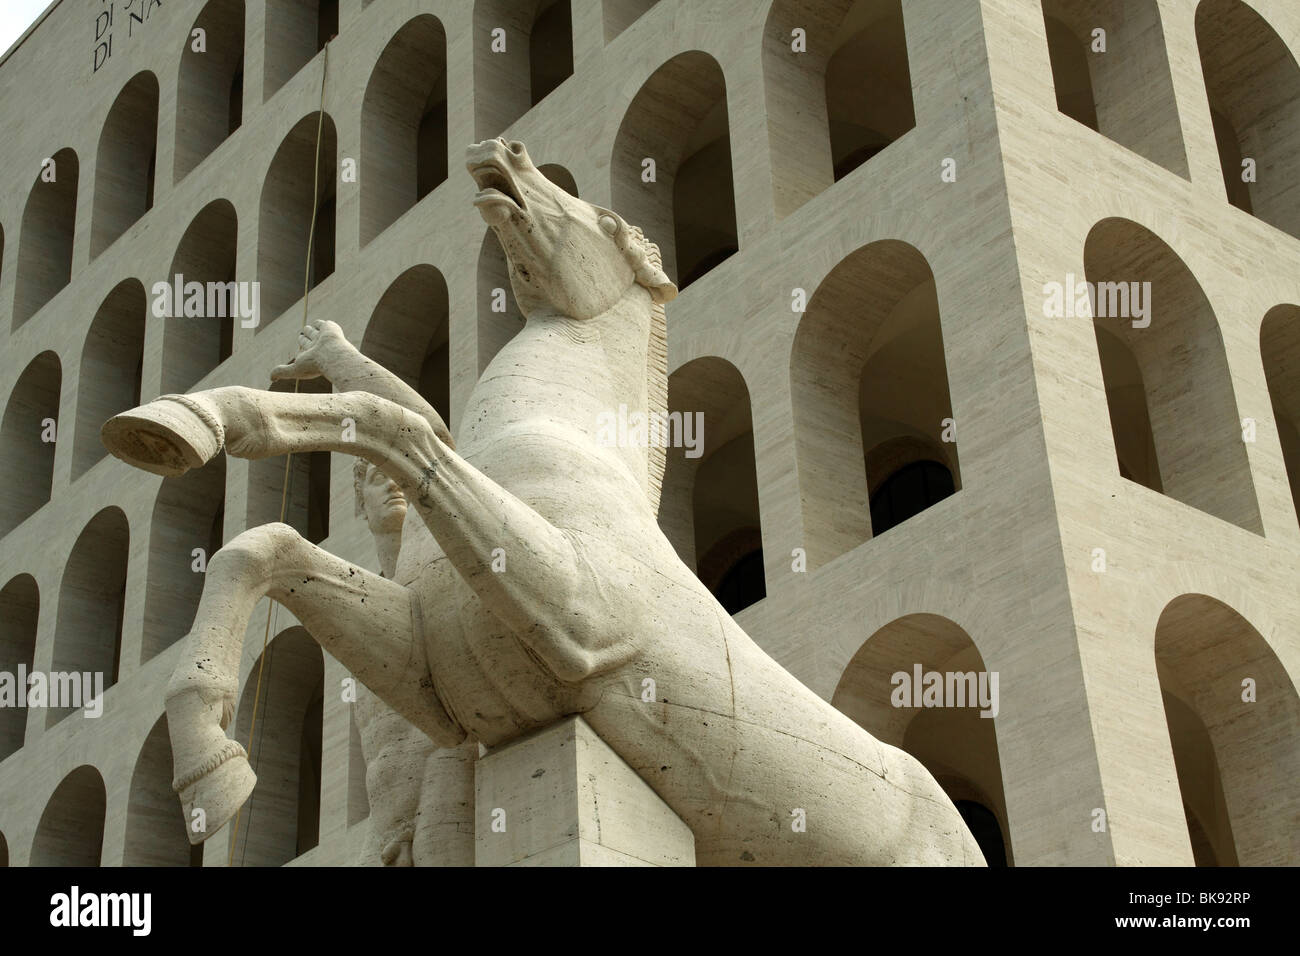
[0,575,38,761]
[48,507,128,728]
[175,0,246,182]
[144,457,226,663]
[257,112,337,328]
[0,351,61,536]
[538,163,579,197]
[361,265,450,426]
[230,626,324,866]
[833,614,1011,865]
[791,240,960,569]
[91,72,159,257]
[602,0,658,42]
[264,0,337,102]
[1041,1,1187,174]
[1196,0,1300,237]
[13,148,77,330]
[477,229,524,374]
[824,0,914,181]
[125,715,202,866]
[761,1,915,218]
[31,766,106,865]
[869,458,955,537]
[1093,324,1162,489]
[530,0,573,105]
[1085,218,1260,531]
[73,279,146,481]
[1260,305,1300,525]
[360,15,447,246]
[659,357,765,613]
[612,51,736,288]
[1155,595,1299,865]
[472,0,574,137]
[247,377,332,543]
[1042,12,1098,130]
[162,199,238,393]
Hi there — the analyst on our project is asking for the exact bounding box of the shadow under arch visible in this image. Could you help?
[91,71,159,257]
[790,238,959,569]
[229,625,324,866]
[1085,217,1260,532]
[162,198,238,394]
[1260,304,1300,526]
[73,279,146,480]
[125,714,201,865]
[833,613,1010,865]
[611,50,737,289]
[659,355,765,614]
[48,506,129,728]
[761,0,916,219]
[257,111,337,329]
[0,350,61,536]
[13,148,78,331]
[1155,593,1299,865]
[175,0,246,183]
[31,765,106,865]
[360,264,450,428]
[0,573,38,761]
[360,14,447,247]
[1196,0,1300,238]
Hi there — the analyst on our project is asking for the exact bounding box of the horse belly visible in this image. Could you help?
[422,580,580,747]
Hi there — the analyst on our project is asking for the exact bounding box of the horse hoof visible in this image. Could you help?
[177,746,257,845]
[101,393,224,477]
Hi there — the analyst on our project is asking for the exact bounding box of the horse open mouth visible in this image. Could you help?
[470,163,524,211]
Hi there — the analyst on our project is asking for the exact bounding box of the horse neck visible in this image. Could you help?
[520,287,655,486]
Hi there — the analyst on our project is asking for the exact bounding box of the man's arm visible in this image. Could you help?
[271,319,455,448]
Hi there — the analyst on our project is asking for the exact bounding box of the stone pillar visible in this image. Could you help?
[475,716,695,867]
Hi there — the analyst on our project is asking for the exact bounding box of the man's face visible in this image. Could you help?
[362,463,406,534]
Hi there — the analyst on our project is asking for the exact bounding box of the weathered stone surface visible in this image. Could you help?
[475,716,694,867]
[101,140,984,866]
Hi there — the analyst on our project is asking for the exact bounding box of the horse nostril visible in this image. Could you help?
[508,140,524,154]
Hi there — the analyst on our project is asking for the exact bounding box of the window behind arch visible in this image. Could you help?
[869,460,954,536]
[955,800,1007,866]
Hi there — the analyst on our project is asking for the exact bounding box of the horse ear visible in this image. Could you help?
[598,207,679,304]
[636,263,677,304]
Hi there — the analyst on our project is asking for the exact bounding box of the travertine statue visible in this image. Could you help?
[102,139,984,865]
[348,458,474,866]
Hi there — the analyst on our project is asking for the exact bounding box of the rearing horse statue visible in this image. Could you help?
[102,139,984,866]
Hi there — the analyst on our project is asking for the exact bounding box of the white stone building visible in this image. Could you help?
[0,0,1296,866]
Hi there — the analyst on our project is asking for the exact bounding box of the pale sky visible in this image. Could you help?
[0,0,55,60]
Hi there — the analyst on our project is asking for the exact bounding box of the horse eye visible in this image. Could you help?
[598,215,617,235]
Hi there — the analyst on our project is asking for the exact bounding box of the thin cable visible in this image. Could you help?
[229,41,330,867]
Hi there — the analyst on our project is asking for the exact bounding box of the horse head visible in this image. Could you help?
[466,138,677,319]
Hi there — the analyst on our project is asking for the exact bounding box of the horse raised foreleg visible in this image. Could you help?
[166,521,465,843]
[103,387,641,683]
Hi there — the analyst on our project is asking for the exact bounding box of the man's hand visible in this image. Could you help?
[270,319,351,383]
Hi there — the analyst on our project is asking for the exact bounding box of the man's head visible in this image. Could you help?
[353,459,406,535]
[466,138,677,319]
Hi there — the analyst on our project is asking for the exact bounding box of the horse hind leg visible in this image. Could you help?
[167,521,465,843]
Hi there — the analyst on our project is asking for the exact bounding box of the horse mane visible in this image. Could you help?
[626,225,669,516]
